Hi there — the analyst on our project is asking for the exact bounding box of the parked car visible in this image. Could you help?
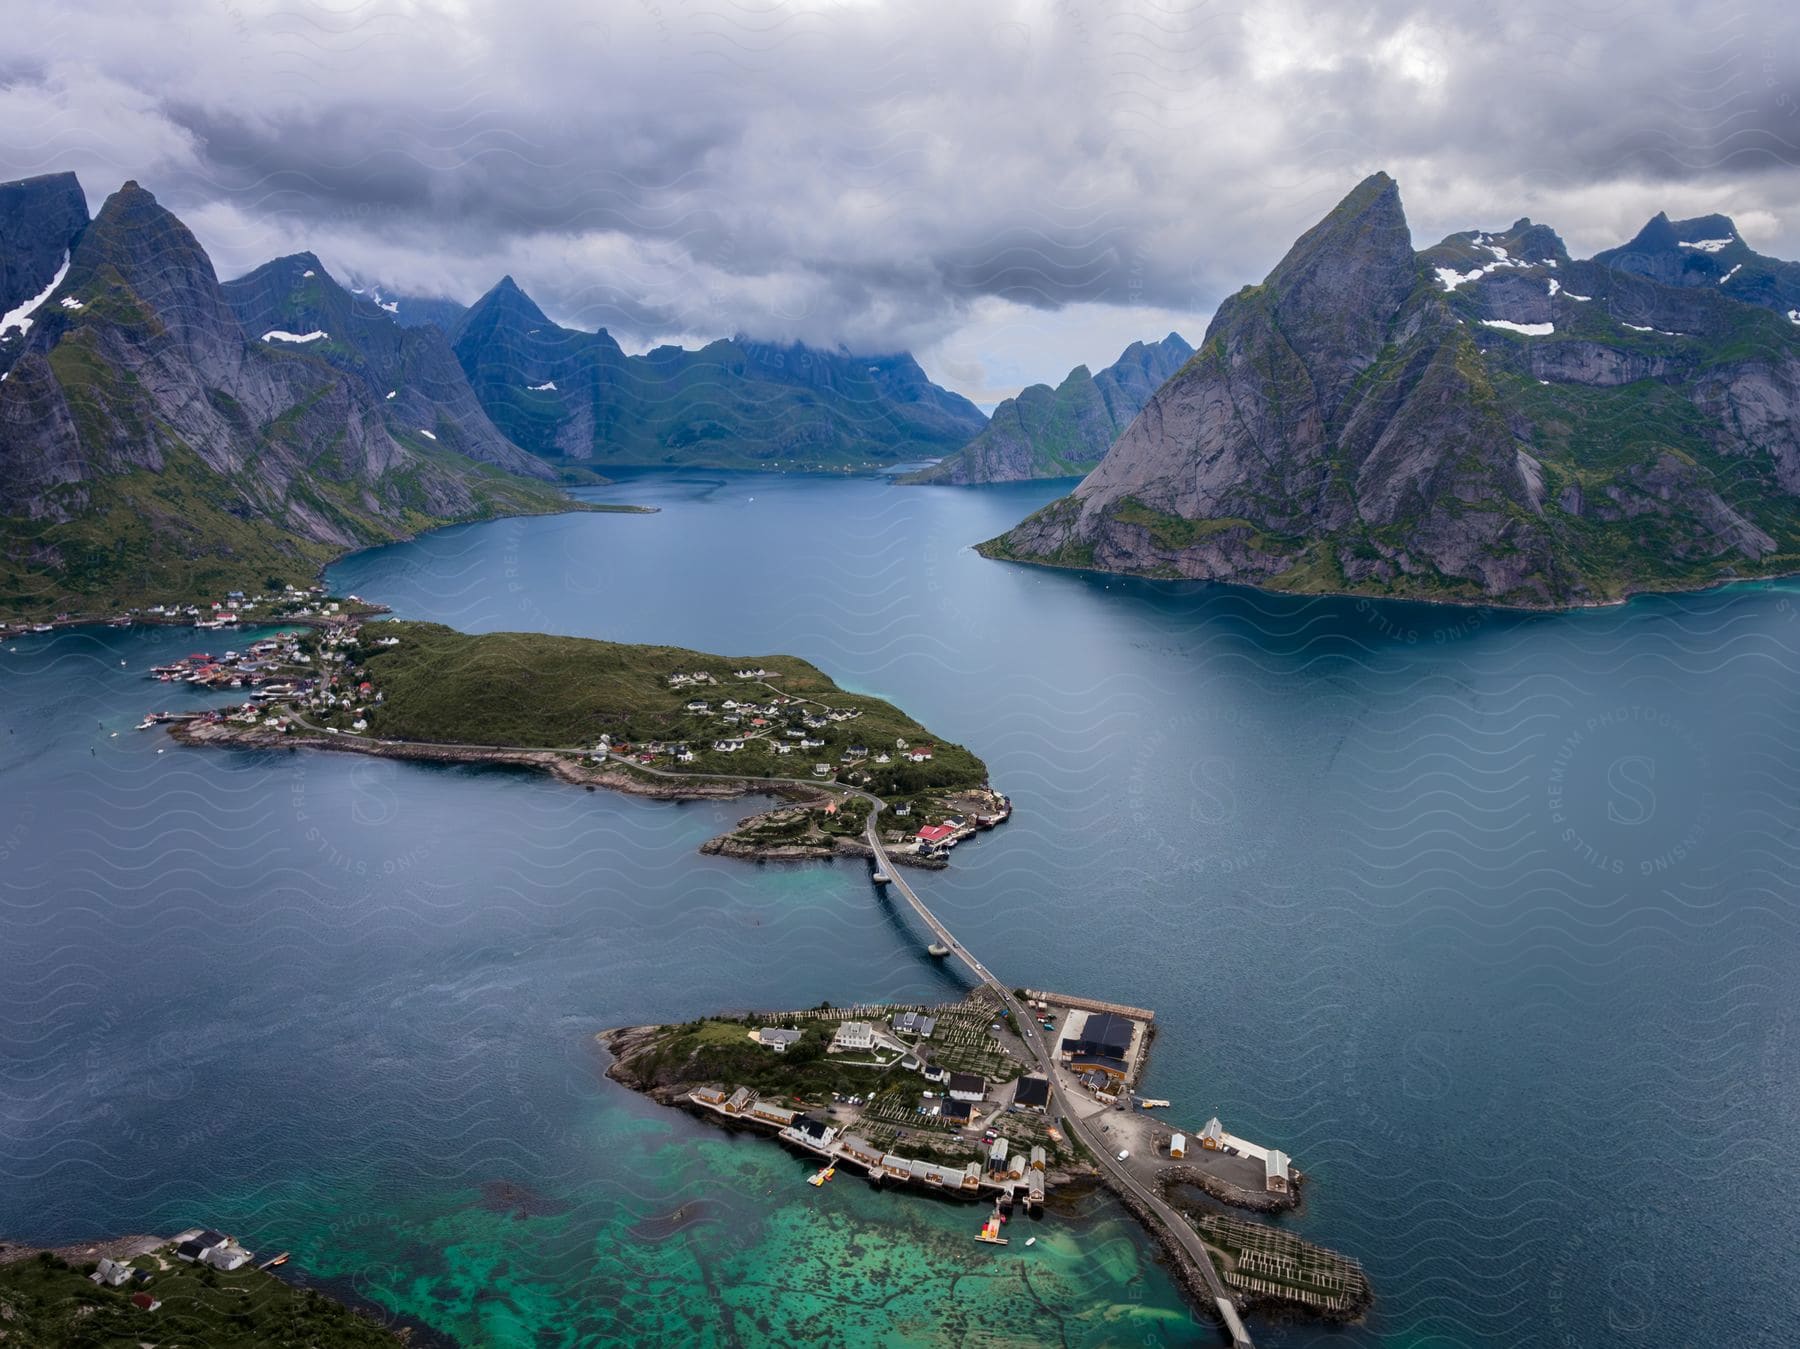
[1117,1150,1130,1161]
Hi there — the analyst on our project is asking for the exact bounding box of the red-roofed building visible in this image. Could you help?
[916,824,955,845]
[907,745,935,762]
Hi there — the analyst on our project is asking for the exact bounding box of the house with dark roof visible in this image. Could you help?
[947,1072,986,1102]
[1068,1011,1133,1059]
[1013,1075,1050,1110]
[175,1231,226,1262]
[941,1097,974,1122]
[1061,1011,1134,1079]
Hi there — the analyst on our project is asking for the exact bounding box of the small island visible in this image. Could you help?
[165,618,1010,865]
[601,990,1371,1331]
[0,1231,409,1347]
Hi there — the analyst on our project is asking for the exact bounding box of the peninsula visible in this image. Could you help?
[168,617,1009,866]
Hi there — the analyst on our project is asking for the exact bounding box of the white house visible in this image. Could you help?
[203,1243,252,1272]
[757,1027,803,1052]
[91,1257,133,1287]
[833,1020,875,1051]
[712,739,744,752]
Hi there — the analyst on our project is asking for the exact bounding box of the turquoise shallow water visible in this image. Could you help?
[3,469,1798,1346]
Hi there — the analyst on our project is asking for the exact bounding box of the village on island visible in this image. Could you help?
[91,592,1371,1343]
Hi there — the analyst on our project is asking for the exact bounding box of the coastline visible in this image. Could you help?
[974,536,1799,615]
[169,719,959,869]
[0,495,655,632]
[596,1008,1369,1331]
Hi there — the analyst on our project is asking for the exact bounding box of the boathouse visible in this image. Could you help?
[1170,1132,1187,1159]
[1266,1150,1292,1193]
[1030,1146,1046,1172]
[840,1135,883,1167]
[962,1161,983,1190]
[750,1101,798,1128]
[724,1088,753,1114]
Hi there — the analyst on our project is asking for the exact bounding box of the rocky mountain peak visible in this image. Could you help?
[68,179,244,370]
[0,171,90,362]
[1260,171,1417,408]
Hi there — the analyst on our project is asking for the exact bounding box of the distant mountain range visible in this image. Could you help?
[985,173,1800,608]
[901,333,1193,484]
[0,169,994,613]
[444,277,987,471]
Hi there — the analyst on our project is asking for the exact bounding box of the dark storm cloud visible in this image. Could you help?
[3,0,1800,370]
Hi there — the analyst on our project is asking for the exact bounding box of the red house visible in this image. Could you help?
[916,824,955,845]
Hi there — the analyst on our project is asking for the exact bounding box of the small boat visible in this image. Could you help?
[807,1165,836,1187]
[927,942,950,958]
[261,1252,290,1269]
[136,719,154,730]
[1025,1237,1036,1247]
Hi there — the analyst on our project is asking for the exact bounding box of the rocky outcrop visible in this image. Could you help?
[905,333,1193,484]
[450,277,988,470]
[985,173,1800,608]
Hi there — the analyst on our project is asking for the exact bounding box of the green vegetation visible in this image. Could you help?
[346,621,988,791]
[0,1246,399,1347]
[0,433,587,623]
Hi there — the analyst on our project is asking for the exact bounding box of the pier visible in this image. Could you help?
[862,808,1255,1348]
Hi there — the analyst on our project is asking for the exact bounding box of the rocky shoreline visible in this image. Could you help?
[598,1015,1369,1333]
[171,720,953,867]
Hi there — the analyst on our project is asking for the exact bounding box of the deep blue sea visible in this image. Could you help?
[3,469,1796,1346]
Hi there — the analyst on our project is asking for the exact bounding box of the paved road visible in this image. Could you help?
[862,808,1253,1348]
[265,705,1251,1345]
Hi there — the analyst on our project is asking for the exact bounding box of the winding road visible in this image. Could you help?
[247,705,1252,1344]
[862,807,1254,1349]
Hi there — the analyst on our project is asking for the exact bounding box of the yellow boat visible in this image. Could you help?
[976,1205,1009,1245]
[808,1165,836,1187]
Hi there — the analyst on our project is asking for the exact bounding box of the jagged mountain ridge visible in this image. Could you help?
[0,181,571,613]
[902,333,1194,484]
[984,173,1800,608]
[0,172,91,376]
[220,253,552,480]
[448,278,989,470]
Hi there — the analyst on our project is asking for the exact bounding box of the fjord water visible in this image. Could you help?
[3,470,1796,1347]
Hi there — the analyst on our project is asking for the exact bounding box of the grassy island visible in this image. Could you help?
[0,1239,402,1347]
[171,618,1008,866]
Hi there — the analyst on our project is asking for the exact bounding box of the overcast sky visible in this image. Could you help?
[5,0,1799,404]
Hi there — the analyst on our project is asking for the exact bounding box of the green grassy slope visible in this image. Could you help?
[351,621,989,793]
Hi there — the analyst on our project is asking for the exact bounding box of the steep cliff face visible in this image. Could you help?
[985,174,1800,608]
[0,182,569,613]
[0,172,90,376]
[904,333,1193,484]
[221,254,552,479]
[449,279,988,470]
